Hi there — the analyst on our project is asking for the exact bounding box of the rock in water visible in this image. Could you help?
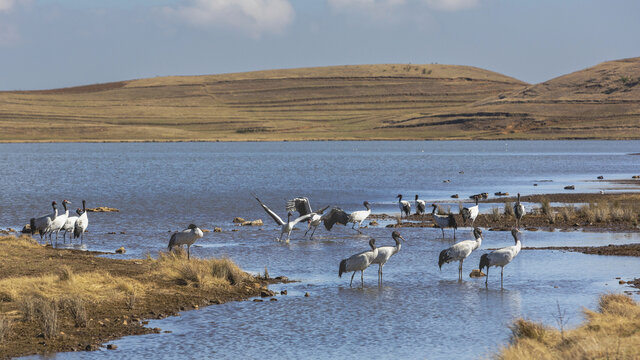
[232,217,246,223]
[469,269,486,278]
[115,247,126,254]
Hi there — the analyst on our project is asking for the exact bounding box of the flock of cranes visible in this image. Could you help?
[252,193,527,289]
[26,192,527,289]
[30,199,89,245]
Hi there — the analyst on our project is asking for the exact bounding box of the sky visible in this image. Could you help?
[0,0,639,90]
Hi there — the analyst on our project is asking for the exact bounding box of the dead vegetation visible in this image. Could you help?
[498,293,640,359]
[0,235,275,357]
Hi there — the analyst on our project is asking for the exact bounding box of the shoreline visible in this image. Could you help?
[0,236,285,358]
[2,139,640,144]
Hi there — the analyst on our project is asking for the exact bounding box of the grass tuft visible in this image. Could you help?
[154,251,247,289]
[0,315,11,343]
[61,296,88,328]
[504,201,514,217]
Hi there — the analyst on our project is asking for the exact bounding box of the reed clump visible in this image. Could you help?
[18,296,59,338]
[0,315,11,343]
[504,201,514,217]
[61,296,88,328]
[498,293,640,359]
[490,207,502,222]
[154,251,248,289]
[578,202,640,224]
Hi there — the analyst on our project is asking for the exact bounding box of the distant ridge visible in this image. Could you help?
[1,60,639,141]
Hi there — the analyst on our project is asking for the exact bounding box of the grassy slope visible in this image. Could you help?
[382,57,640,139]
[1,59,639,141]
[0,64,525,141]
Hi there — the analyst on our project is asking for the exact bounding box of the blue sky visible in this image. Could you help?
[0,0,638,90]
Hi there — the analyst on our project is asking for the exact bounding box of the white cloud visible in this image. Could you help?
[327,0,405,17]
[424,0,479,11]
[0,0,16,12]
[164,0,295,37]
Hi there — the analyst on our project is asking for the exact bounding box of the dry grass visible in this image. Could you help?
[17,297,59,338]
[0,316,11,343]
[152,250,248,289]
[490,207,502,222]
[504,201,514,217]
[61,296,88,328]
[498,293,640,359]
[578,202,640,225]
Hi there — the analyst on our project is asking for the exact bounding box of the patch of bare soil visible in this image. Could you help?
[522,243,640,257]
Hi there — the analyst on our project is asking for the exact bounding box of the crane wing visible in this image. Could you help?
[254,196,285,225]
[290,213,313,227]
[313,205,330,215]
[322,207,350,230]
[286,197,312,216]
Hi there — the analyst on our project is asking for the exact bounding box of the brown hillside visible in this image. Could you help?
[0,64,525,141]
[380,57,640,139]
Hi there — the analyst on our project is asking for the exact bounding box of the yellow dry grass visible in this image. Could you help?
[497,293,640,359]
[151,250,248,290]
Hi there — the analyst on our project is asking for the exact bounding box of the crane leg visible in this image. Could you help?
[378,265,383,284]
[349,272,355,287]
[501,267,504,289]
[361,271,364,288]
[441,228,445,239]
[310,226,317,239]
[459,260,463,280]
[187,245,191,260]
[453,228,456,240]
[485,268,489,287]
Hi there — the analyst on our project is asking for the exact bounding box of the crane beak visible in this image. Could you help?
[400,235,406,242]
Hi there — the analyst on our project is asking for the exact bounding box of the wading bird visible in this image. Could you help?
[286,197,329,239]
[461,196,479,226]
[322,207,350,231]
[415,195,426,215]
[371,231,405,284]
[514,193,525,228]
[168,224,204,260]
[431,204,458,239]
[253,195,312,243]
[73,200,89,243]
[30,201,57,243]
[479,228,522,288]
[338,238,378,288]
[45,199,71,244]
[62,208,81,243]
[347,201,371,232]
[438,227,483,280]
[397,194,411,218]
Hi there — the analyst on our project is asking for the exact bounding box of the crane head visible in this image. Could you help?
[188,224,198,230]
[396,194,402,199]
[391,231,405,242]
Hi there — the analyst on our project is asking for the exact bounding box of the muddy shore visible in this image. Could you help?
[0,236,285,358]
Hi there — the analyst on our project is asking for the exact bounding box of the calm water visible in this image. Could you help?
[2,141,640,359]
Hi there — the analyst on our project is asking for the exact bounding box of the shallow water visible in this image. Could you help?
[2,141,640,359]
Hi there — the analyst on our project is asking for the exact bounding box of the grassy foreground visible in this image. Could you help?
[498,293,640,359]
[0,235,275,357]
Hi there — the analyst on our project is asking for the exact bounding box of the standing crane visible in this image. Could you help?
[415,195,426,215]
[479,228,522,288]
[431,204,458,239]
[397,194,411,218]
[338,238,378,288]
[73,200,89,244]
[514,193,525,228]
[461,196,479,226]
[438,227,483,280]
[30,201,57,243]
[253,195,312,243]
[371,231,405,284]
[168,224,204,260]
[62,208,81,243]
[45,199,71,245]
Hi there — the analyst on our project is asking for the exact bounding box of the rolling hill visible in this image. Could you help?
[1,58,639,141]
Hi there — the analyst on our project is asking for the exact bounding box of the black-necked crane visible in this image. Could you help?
[371,231,405,284]
[514,193,525,228]
[253,195,312,243]
[461,196,479,226]
[479,228,522,288]
[431,204,458,239]
[397,194,411,218]
[168,224,204,260]
[338,238,378,288]
[73,200,89,243]
[30,201,57,243]
[322,207,350,231]
[62,208,81,243]
[286,197,329,239]
[45,199,71,244]
[415,195,426,215]
[438,227,483,280]
[347,201,371,233]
